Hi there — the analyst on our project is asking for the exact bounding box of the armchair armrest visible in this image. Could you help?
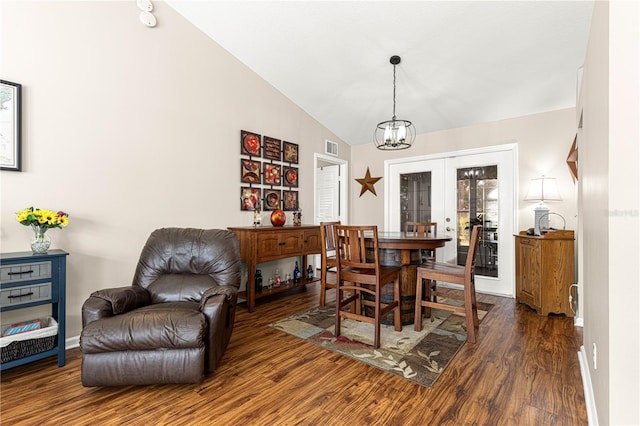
[200,285,238,309]
[200,285,239,372]
[82,286,151,327]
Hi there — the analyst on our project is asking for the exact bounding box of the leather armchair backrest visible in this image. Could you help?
[132,228,241,303]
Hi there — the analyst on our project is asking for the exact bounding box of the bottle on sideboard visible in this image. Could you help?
[293,262,301,283]
[306,265,314,280]
[255,269,263,293]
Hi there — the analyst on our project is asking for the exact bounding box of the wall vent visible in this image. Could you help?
[325,140,338,156]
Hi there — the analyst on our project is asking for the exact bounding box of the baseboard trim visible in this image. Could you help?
[66,335,80,350]
[578,345,598,425]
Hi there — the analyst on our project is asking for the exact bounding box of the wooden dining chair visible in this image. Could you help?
[414,225,482,343]
[319,221,340,307]
[334,225,402,349]
[405,221,438,261]
[406,221,439,302]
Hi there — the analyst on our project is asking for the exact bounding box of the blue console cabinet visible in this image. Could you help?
[0,250,68,370]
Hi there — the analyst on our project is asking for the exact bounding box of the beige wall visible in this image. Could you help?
[0,1,349,337]
[580,2,610,422]
[579,1,640,424]
[607,1,639,421]
[349,108,579,243]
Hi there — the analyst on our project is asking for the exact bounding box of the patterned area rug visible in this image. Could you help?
[269,298,493,388]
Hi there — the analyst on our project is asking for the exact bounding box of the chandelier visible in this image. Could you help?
[374,55,416,150]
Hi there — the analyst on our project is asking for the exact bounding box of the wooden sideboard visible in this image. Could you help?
[228,225,322,312]
[515,230,574,317]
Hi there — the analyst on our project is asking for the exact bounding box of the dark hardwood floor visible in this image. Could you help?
[0,283,587,425]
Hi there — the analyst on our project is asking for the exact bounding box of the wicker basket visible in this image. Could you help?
[1,317,58,363]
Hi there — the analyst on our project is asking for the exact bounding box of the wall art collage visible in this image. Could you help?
[240,130,299,212]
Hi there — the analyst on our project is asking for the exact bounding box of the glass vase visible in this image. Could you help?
[31,225,51,254]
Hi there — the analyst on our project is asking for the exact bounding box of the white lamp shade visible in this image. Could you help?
[397,124,406,142]
[383,124,392,142]
[524,177,562,202]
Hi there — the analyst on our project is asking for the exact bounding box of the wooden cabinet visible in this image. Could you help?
[228,225,321,312]
[0,250,69,370]
[515,230,574,317]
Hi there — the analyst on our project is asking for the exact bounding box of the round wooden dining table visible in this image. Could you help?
[368,232,452,325]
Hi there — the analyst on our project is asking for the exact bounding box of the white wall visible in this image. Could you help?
[0,1,349,337]
[579,1,640,424]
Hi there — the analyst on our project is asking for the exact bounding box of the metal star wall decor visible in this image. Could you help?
[356,167,382,197]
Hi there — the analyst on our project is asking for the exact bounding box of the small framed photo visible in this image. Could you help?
[241,159,261,184]
[0,80,22,171]
[263,163,281,185]
[283,166,298,187]
[241,187,261,211]
[283,190,298,211]
[283,141,298,164]
[263,136,281,161]
[264,189,281,211]
[241,130,261,156]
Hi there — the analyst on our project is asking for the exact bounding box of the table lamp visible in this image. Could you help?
[524,177,562,235]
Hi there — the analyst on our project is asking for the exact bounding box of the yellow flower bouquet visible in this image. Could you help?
[16,207,69,253]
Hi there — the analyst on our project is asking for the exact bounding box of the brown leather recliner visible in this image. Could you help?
[80,228,241,386]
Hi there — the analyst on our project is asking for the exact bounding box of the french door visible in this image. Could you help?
[385,146,517,296]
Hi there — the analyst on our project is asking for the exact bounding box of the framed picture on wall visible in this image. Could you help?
[0,80,22,171]
[263,136,281,161]
[264,189,281,211]
[240,187,261,211]
[283,166,298,187]
[283,141,298,164]
[282,190,298,211]
[241,130,261,157]
[263,163,281,185]
[240,159,261,184]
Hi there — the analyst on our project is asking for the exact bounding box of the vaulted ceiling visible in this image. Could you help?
[167,1,594,146]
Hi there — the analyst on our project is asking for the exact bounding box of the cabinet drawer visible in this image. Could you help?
[518,237,538,247]
[0,261,52,284]
[0,283,52,307]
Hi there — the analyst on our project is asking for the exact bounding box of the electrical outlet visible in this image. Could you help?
[593,343,597,370]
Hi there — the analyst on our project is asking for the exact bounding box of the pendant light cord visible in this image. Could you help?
[392,64,397,120]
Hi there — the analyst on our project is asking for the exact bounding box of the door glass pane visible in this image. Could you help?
[456,166,498,277]
[400,172,431,231]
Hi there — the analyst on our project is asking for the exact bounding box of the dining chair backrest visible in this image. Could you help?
[405,221,439,262]
[465,225,482,279]
[320,221,340,256]
[405,221,437,236]
[319,221,341,306]
[334,225,380,280]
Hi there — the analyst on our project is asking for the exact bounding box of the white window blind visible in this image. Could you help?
[317,164,340,221]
